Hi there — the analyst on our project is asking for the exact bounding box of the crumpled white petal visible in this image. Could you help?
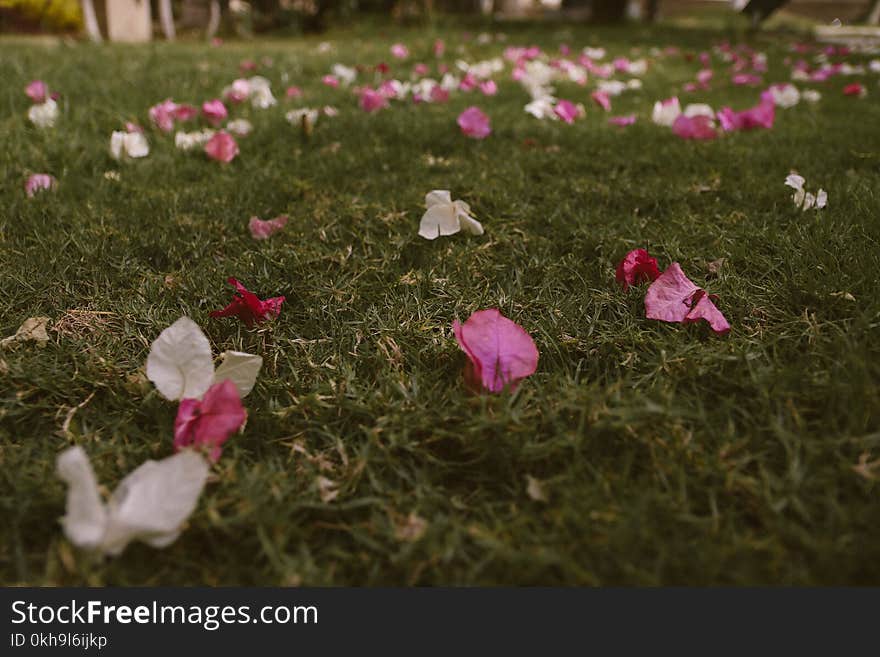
[111,131,150,160]
[28,98,58,128]
[785,173,827,211]
[419,204,460,240]
[418,190,483,240]
[57,447,107,550]
[425,190,453,208]
[146,317,214,401]
[213,351,263,398]
[784,174,805,191]
[57,446,210,556]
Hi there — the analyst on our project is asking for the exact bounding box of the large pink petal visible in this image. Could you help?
[454,309,538,393]
[644,263,700,323]
[684,291,731,335]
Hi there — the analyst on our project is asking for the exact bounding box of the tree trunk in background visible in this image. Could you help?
[81,0,102,41]
[159,0,176,40]
[206,0,221,38]
[594,0,627,22]
[868,0,880,25]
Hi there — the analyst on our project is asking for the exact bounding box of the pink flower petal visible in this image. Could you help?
[453,309,539,393]
[554,99,579,124]
[149,99,178,133]
[204,130,239,163]
[359,88,389,113]
[174,380,246,462]
[391,43,409,59]
[672,114,717,140]
[684,290,731,335]
[25,173,56,197]
[202,99,228,126]
[25,80,48,104]
[457,106,491,139]
[644,263,729,335]
[248,215,288,240]
[609,114,637,127]
[591,90,612,112]
[718,91,775,132]
[644,263,700,324]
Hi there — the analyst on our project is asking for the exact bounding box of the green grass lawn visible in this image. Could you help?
[2,17,879,586]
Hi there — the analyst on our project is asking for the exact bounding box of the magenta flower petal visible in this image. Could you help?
[457,106,491,139]
[210,277,284,327]
[453,309,539,393]
[173,380,246,462]
[616,249,661,290]
[672,114,717,140]
[554,99,579,124]
[359,88,389,113]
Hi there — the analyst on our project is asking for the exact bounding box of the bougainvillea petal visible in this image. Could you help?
[453,309,539,393]
[644,263,730,335]
[146,316,214,401]
[616,249,661,290]
[644,263,700,324]
[457,106,492,139]
[684,291,731,335]
[25,80,48,104]
[25,174,56,197]
[209,277,284,327]
[173,380,246,462]
[248,215,288,240]
[204,130,239,163]
[672,114,717,140]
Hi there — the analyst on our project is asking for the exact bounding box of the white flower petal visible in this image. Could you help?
[458,214,484,236]
[815,189,828,209]
[124,132,150,158]
[419,204,460,240]
[28,99,58,128]
[425,190,452,208]
[146,317,215,401]
[213,350,263,398]
[785,174,806,191]
[110,131,125,160]
[100,450,210,555]
[56,446,108,550]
